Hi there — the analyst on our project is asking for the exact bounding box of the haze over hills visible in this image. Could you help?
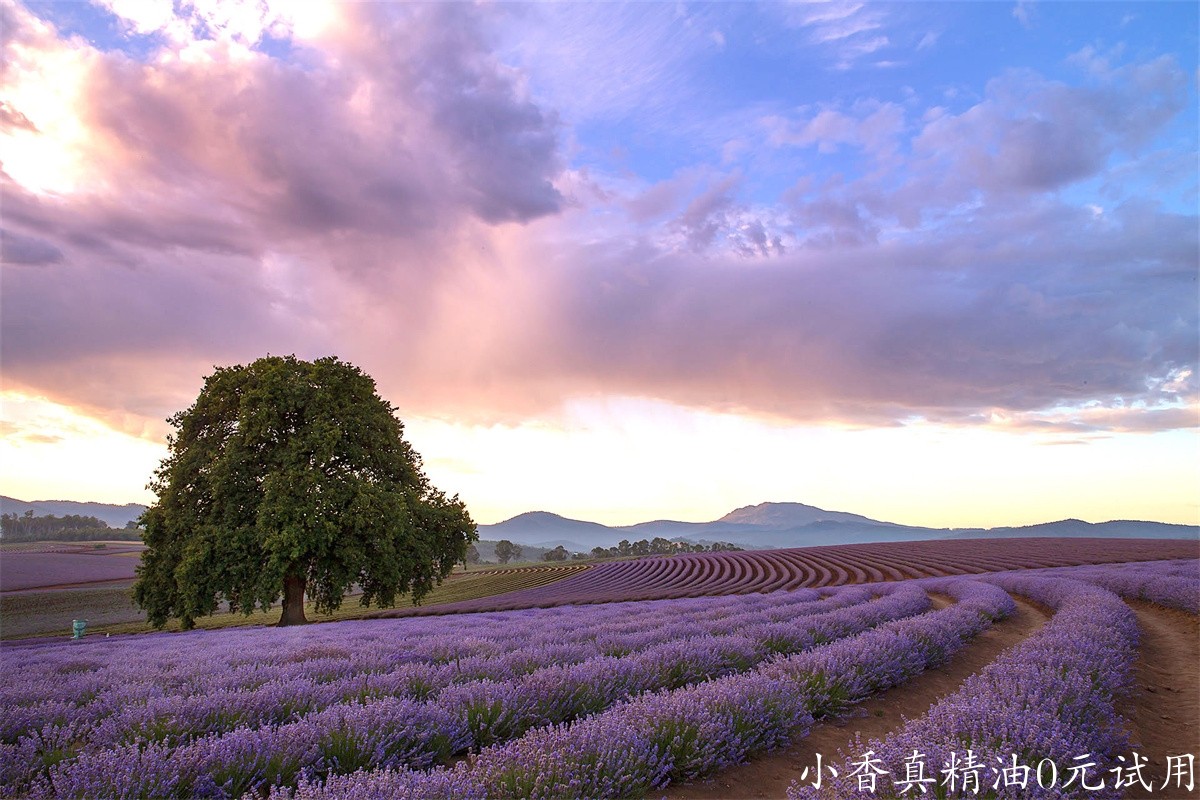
[480,501,1200,552]
[716,502,893,529]
[0,496,148,528]
[3,496,1195,553]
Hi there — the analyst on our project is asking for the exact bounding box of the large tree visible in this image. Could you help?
[133,355,476,629]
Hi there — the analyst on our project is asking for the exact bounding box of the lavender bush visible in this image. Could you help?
[4,561,1184,799]
[1027,560,1199,613]
[3,584,924,797]
[279,579,1015,799]
[791,576,1140,799]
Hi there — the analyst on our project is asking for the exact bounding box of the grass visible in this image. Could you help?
[1,562,591,640]
[0,585,140,639]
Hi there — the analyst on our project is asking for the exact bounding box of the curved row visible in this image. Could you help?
[2,586,930,797]
[3,588,847,742]
[1019,559,1200,613]
[375,537,1196,616]
[276,580,1017,799]
[793,576,1140,799]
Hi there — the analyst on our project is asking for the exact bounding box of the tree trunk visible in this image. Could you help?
[278,572,308,626]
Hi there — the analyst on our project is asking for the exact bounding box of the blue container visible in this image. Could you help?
[71,619,87,639]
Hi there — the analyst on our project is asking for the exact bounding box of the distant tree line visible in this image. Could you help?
[476,537,745,565]
[590,538,743,559]
[542,545,570,561]
[495,539,523,564]
[0,511,142,542]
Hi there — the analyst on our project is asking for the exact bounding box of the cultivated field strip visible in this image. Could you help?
[2,584,931,796]
[793,573,1147,799]
[0,552,140,593]
[395,563,590,606]
[275,581,1017,799]
[374,537,1197,616]
[2,585,902,748]
[1018,560,1200,613]
[1,559,1196,799]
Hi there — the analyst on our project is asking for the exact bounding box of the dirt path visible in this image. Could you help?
[667,597,1049,800]
[1118,601,1200,799]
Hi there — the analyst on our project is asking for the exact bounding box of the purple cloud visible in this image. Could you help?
[0,2,1194,439]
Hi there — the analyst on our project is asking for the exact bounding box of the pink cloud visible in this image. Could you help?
[1,2,1195,440]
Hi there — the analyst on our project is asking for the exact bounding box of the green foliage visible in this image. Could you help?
[541,545,569,562]
[0,512,138,542]
[133,355,476,629]
[494,539,521,564]
[461,696,523,747]
[590,538,743,559]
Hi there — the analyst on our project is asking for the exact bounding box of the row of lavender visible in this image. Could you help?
[4,560,1192,799]
[373,539,1198,614]
[791,558,1200,799]
[2,584,933,797]
[275,580,1017,799]
[1,584,868,735]
[1026,557,1199,613]
[283,561,1196,800]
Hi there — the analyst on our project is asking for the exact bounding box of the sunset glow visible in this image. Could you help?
[1,0,1196,528]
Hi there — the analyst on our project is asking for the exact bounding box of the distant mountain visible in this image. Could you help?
[717,501,892,529]
[949,519,1200,540]
[4,496,1195,553]
[484,511,616,543]
[0,496,147,529]
[479,502,1199,553]
[713,519,930,549]
[481,512,645,550]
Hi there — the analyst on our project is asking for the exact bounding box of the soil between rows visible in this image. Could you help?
[666,597,1049,800]
[667,598,1200,800]
[1119,601,1200,799]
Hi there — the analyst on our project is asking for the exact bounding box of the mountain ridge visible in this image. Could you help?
[0,496,148,528]
[3,496,1194,552]
[478,503,1199,552]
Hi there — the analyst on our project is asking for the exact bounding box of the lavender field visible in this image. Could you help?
[1,556,1197,799]
[0,550,140,593]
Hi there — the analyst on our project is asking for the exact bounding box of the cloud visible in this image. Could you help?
[1012,1,1035,28]
[4,3,562,236]
[869,56,1190,221]
[0,421,64,444]
[497,3,716,128]
[0,1,562,423]
[673,172,743,252]
[1,1,1195,443]
[0,228,63,265]
[998,405,1198,435]
[530,201,1194,428]
[765,101,906,160]
[784,2,893,69]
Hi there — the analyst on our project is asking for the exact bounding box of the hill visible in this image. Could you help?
[0,497,148,529]
[4,496,1194,553]
[716,501,892,529]
[478,502,1199,552]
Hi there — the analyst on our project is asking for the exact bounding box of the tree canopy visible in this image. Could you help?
[494,539,522,564]
[541,545,569,562]
[589,538,743,559]
[133,355,476,628]
[0,512,136,543]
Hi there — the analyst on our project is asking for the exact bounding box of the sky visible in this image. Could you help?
[0,0,1197,529]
